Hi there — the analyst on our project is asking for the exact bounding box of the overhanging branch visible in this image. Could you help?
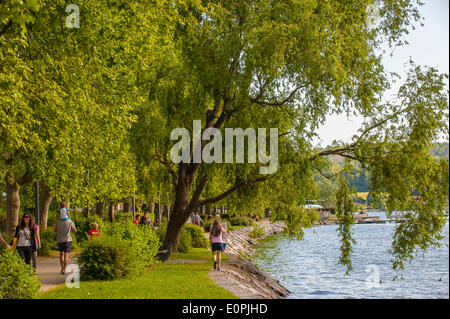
[198,175,269,206]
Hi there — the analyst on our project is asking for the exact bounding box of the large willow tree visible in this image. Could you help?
[132,0,449,272]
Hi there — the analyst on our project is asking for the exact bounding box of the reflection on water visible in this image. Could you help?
[251,214,449,299]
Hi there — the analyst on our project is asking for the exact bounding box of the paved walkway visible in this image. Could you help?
[36,221,282,297]
[36,255,75,292]
[207,255,264,299]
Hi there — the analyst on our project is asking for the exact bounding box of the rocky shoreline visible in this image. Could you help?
[208,221,290,299]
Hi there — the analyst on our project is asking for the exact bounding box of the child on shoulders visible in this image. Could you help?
[59,201,71,221]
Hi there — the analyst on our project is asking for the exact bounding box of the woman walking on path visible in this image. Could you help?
[13,213,40,269]
[209,216,227,271]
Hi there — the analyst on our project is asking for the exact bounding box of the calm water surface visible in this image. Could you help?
[251,213,449,299]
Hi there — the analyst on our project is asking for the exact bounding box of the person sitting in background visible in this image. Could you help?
[133,214,141,226]
[87,222,100,240]
[139,212,152,226]
[152,219,160,230]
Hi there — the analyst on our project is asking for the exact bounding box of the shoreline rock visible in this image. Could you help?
[208,220,290,299]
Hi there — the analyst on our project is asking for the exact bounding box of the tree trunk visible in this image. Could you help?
[161,180,193,253]
[83,206,90,218]
[39,182,54,230]
[96,202,105,219]
[150,200,155,214]
[162,205,169,219]
[5,180,20,236]
[123,198,131,212]
[161,206,193,252]
[109,203,115,222]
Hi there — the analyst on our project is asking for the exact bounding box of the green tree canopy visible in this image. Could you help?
[131,1,449,273]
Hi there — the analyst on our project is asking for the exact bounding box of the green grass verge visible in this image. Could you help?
[169,248,228,262]
[40,248,236,299]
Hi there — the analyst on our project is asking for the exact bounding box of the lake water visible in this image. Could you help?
[251,213,449,299]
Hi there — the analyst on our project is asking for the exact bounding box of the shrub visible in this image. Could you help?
[177,228,192,253]
[39,227,58,256]
[46,210,58,228]
[77,236,130,280]
[183,224,208,248]
[0,232,12,251]
[0,249,41,299]
[156,224,167,246]
[106,221,160,265]
[230,216,253,226]
[71,215,106,244]
[114,212,133,222]
[249,224,265,238]
[157,221,207,252]
[203,219,214,232]
[77,220,160,280]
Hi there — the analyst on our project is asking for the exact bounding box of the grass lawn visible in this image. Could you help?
[40,248,237,299]
[169,247,228,262]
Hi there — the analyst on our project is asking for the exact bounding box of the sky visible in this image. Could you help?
[314,0,450,147]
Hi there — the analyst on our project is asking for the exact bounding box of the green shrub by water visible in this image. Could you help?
[77,220,160,280]
[156,220,205,252]
[229,216,253,227]
[177,228,192,253]
[0,249,41,299]
[249,224,265,238]
[183,224,208,249]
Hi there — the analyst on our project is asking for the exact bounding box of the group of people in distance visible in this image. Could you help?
[0,201,100,275]
[132,212,160,228]
[1,203,229,273]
